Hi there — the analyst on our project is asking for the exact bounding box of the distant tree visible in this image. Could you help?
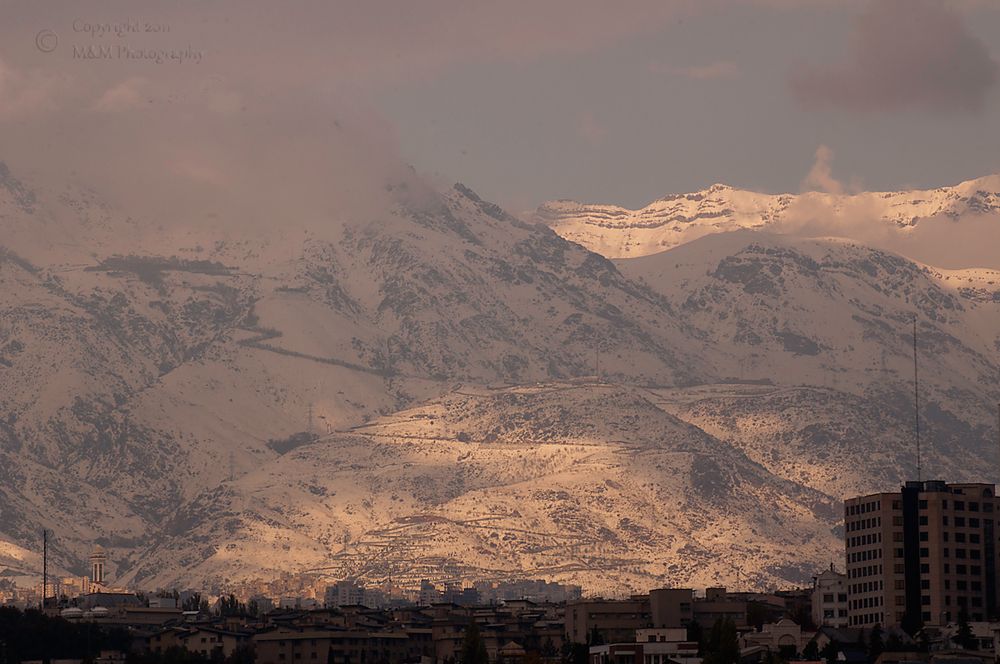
[720,619,740,664]
[788,605,817,632]
[820,639,839,664]
[148,645,211,663]
[956,610,976,650]
[541,637,557,658]
[0,608,133,664]
[703,618,739,664]
[561,641,588,664]
[460,620,489,664]
[778,644,797,661]
[868,624,885,659]
[747,602,769,629]
[687,620,705,654]
[588,626,604,647]
[802,639,819,661]
[247,599,260,618]
[901,611,922,637]
[182,593,203,612]
[218,594,247,618]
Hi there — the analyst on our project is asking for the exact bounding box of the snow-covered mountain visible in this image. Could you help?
[119,382,842,596]
[625,232,1000,498]
[0,161,706,589]
[534,176,1000,260]
[2,160,999,595]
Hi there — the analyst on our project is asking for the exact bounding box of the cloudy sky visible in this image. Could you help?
[2,0,999,211]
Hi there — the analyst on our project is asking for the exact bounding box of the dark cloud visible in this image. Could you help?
[790,0,998,113]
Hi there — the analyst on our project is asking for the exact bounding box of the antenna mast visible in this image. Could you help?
[913,317,921,482]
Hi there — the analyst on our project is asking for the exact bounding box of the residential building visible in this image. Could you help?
[254,630,334,664]
[566,597,651,645]
[649,588,694,628]
[418,580,439,606]
[845,481,1000,630]
[178,626,250,659]
[589,628,700,664]
[740,619,807,656]
[692,588,748,629]
[325,580,365,608]
[812,566,849,628]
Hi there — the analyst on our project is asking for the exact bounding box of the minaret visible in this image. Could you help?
[90,545,107,588]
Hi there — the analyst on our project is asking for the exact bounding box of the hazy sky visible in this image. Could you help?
[2,0,999,212]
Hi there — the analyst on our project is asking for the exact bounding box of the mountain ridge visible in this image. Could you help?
[534,175,1000,262]
[1,161,998,595]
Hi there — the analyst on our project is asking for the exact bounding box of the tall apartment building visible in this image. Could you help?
[845,481,1000,630]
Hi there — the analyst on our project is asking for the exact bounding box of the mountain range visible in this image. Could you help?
[533,176,1000,268]
[1,162,999,596]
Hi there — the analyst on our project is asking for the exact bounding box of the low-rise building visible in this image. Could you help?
[740,619,807,656]
[693,588,747,630]
[590,628,700,664]
[812,567,849,628]
[649,589,694,629]
[254,630,334,664]
[253,628,434,664]
[178,626,251,659]
[567,597,651,645]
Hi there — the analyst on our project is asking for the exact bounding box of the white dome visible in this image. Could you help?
[91,606,109,616]
[61,607,84,618]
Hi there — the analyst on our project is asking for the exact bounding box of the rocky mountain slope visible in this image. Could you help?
[2,160,999,595]
[119,383,841,596]
[625,232,1000,497]
[0,161,707,588]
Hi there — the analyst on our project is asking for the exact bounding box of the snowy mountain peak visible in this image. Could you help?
[534,175,1000,259]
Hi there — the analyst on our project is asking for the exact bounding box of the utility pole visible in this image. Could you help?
[913,318,920,482]
[41,529,47,611]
